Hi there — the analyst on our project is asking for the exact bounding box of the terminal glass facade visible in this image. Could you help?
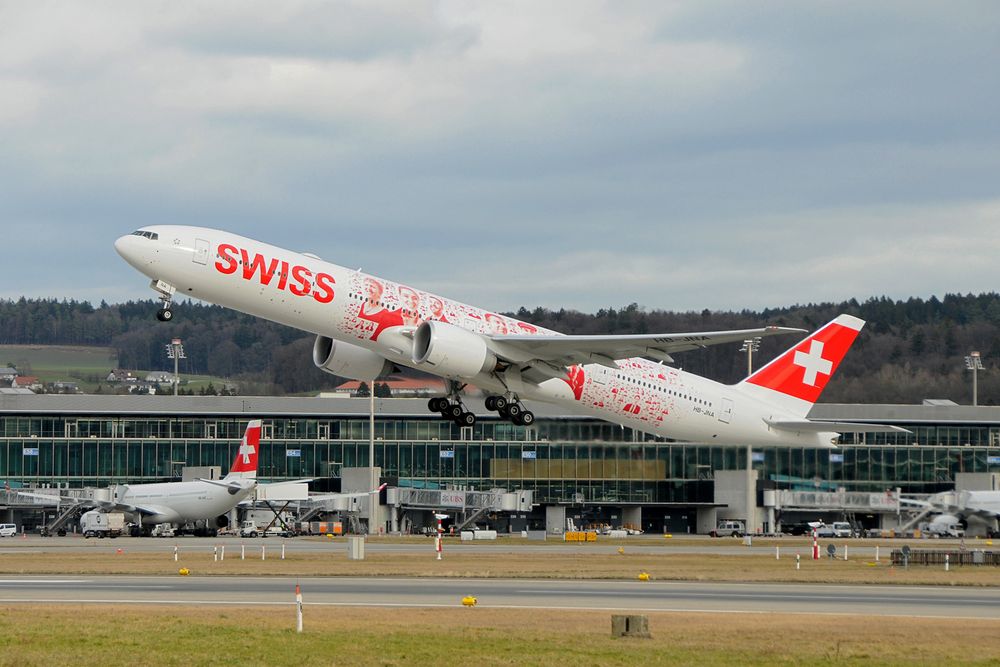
[3,412,1000,502]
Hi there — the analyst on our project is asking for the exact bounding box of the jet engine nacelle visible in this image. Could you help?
[412,321,498,379]
[928,514,961,528]
[313,336,394,380]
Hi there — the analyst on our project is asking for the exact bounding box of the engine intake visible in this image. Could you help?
[313,336,394,380]
[412,321,498,379]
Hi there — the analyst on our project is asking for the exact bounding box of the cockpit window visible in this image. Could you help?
[131,230,159,240]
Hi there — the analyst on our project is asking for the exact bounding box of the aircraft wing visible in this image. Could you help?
[15,491,160,515]
[487,326,805,369]
[765,419,911,434]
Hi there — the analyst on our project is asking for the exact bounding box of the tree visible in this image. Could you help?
[354,381,371,397]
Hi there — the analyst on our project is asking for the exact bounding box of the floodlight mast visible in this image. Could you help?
[739,337,762,538]
[965,351,984,406]
[165,338,186,396]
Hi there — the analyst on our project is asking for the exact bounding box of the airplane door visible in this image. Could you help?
[193,239,210,265]
[718,398,733,424]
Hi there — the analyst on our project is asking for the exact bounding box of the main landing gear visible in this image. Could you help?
[426,380,535,427]
[485,395,535,426]
[428,396,477,427]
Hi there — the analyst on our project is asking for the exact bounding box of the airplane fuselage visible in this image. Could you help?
[115,226,836,448]
[116,479,255,525]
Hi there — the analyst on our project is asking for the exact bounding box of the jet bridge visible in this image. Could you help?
[387,487,534,534]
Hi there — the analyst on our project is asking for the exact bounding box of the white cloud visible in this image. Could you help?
[0,2,998,317]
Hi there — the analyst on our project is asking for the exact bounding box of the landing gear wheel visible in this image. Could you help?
[506,403,522,420]
[446,404,463,420]
[494,396,508,411]
[429,397,449,412]
[457,412,476,426]
[156,308,173,322]
[485,396,497,411]
[520,410,535,426]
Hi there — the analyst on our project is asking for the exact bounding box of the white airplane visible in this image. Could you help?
[115,226,905,448]
[22,420,264,536]
[901,491,1000,536]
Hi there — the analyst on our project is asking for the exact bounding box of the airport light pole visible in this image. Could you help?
[739,337,762,377]
[965,351,984,406]
[369,381,378,535]
[165,338,186,396]
[739,338,761,538]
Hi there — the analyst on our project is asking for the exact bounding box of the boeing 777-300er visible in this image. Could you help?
[115,226,905,448]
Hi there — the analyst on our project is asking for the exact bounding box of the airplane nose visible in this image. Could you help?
[114,233,147,270]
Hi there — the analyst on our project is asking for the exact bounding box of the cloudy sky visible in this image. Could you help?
[2,2,998,313]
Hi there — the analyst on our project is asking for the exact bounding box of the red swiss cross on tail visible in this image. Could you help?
[225,419,261,480]
[742,315,864,404]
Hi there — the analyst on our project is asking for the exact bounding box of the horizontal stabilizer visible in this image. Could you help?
[765,418,910,434]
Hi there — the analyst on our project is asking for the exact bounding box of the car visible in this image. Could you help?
[0,523,17,537]
[784,522,816,536]
[816,521,853,538]
[710,520,745,537]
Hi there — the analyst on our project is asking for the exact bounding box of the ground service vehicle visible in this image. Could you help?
[816,521,852,538]
[81,511,125,538]
[239,520,290,538]
[0,524,16,537]
[711,520,745,537]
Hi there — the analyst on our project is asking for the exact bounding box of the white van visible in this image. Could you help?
[0,524,17,537]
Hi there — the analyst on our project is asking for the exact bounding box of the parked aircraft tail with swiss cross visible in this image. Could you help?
[223,419,261,481]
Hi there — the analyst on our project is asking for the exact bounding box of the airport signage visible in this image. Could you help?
[439,492,465,507]
[285,449,301,457]
[22,448,38,456]
[521,450,537,459]
[439,450,455,459]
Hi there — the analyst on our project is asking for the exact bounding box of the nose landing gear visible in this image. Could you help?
[150,279,176,322]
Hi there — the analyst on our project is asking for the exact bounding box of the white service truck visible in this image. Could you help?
[81,510,125,538]
[239,520,291,538]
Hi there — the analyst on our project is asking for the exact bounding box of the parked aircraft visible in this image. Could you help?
[115,226,905,448]
[901,491,1000,536]
[21,420,264,535]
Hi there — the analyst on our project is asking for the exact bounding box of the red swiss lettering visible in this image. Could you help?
[215,243,239,275]
[313,273,335,303]
[290,265,313,297]
[240,249,280,285]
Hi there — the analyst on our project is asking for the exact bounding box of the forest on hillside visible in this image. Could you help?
[1,293,999,404]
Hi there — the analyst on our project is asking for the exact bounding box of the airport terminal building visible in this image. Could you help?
[1,394,999,534]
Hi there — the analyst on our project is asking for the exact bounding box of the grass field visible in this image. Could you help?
[0,540,997,586]
[0,344,229,392]
[0,604,998,666]
[0,344,117,386]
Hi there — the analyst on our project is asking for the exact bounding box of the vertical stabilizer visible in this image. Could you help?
[224,419,261,480]
[739,315,864,416]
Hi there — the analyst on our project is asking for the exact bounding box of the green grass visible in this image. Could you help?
[0,344,117,385]
[0,605,998,666]
[0,344,230,393]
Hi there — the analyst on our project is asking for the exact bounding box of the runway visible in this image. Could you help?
[1,575,998,619]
